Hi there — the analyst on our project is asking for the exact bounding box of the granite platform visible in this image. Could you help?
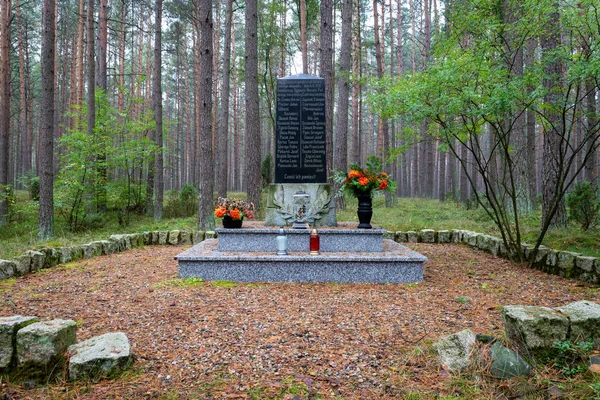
[175,239,427,283]
[216,227,385,252]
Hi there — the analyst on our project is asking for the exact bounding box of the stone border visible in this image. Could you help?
[393,229,599,284]
[1,227,598,284]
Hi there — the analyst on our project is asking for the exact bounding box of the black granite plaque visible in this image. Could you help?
[275,74,327,183]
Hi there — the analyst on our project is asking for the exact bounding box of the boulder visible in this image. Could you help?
[129,234,144,248]
[575,256,596,273]
[395,231,408,243]
[432,329,476,372]
[556,300,600,349]
[533,246,551,265]
[421,229,436,243]
[489,342,531,380]
[180,231,192,245]
[437,230,450,243]
[39,248,60,268]
[192,231,205,244]
[102,240,119,255]
[0,316,39,369]
[109,235,128,251]
[557,251,579,277]
[142,231,152,245]
[464,231,478,247]
[71,246,84,261]
[58,247,73,264]
[17,319,77,368]
[24,251,45,272]
[151,231,160,245]
[406,231,418,243]
[503,305,569,350]
[383,230,395,240]
[68,332,133,380]
[88,242,104,257]
[12,255,31,275]
[451,230,463,243]
[205,231,217,239]
[0,260,16,279]
[158,231,169,245]
[168,230,181,245]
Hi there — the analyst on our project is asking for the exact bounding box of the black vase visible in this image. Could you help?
[357,194,373,229]
[222,215,243,228]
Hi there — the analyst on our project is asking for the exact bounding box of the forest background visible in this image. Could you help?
[0,0,598,263]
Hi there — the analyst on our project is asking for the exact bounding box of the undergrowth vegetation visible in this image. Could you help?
[0,190,599,259]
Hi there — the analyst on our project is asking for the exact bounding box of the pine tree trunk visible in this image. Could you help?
[300,0,308,74]
[38,0,55,239]
[0,0,11,224]
[217,0,234,199]
[153,0,164,220]
[541,1,566,227]
[198,0,215,230]
[320,0,334,182]
[525,37,537,208]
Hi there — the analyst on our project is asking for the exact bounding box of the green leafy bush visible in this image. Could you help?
[261,153,273,188]
[164,185,198,218]
[566,181,600,231]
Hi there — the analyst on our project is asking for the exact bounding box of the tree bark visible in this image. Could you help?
[334,0,352,209]
[300,0,308,74]
[320,0,334,179]
[198,0,215,230]
[153,0,164,220]
[350,0,361,164]
[0,0,11,224]
[541,1,567,227]
[217,0,234,198]
[245,0,261,209]
[525,37,537,208]
[16,0,29,177]
[38,0,56,239]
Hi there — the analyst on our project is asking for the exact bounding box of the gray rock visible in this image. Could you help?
[39,248,60,268]
[476,234,490,251]
[58,247,73,264]
[205,231,217,239]
[437,230,450,243]
[24,251,45,272]
[395,231,408,243]
[534,246,551,264]
[432,329,476,372]
[88,242,104,257]
[383,230,395,241]
[421,229,435,243]
[0,316,39,369]
[521,243,534,261]
[102,240,119,255]
[0,260,16,279]
[575,256,596,272]
[556,300,600,349]
[489,342,531,380]
[168,230,181,245]
[503,305,569,350]
[12,255,31,275]
[596,259,600,275]
[129,234,144,248]
[109,235,127,251]
[180,231,192,245]
[151,231,160,245]
[192,231,205,244]
[80,244,93,259]
[451,230,463,243]
[158,231,169,245]
[464,231,478,246]
[17,319,77,368]
[142,232,152,245]
[68,332,133,380]
[71,246,84,261]
[547,250,559,267]
[557,251,579,272]
[406,231,418,243]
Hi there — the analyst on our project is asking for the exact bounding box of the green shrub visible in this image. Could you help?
[566,181,600,231]
[164,184,198,218]
[553,339,594,376]
[29,177,40,201]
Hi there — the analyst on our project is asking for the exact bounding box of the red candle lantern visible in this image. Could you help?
[310,228,320,255]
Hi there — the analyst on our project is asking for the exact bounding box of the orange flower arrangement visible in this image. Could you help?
[214,197,255,220]
[332,155,396,198]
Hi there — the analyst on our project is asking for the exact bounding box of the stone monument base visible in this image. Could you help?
[176,239,425,283]
[264,183,337,227]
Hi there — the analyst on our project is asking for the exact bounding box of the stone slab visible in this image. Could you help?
[216,227,385,252]
[503,305,569,350]
[68,332,133,380]
[17,319,77,368]
[556,300,600,349]
[176,239,426,283]
[0,316,39,369]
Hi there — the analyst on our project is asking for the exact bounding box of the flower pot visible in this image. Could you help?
[222,215,243,228]
[357,194,373,229]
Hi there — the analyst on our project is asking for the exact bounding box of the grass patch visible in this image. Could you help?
[153,277,205,289]
[211,280,238,288]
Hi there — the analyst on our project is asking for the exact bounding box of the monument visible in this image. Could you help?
[265,74,336,227]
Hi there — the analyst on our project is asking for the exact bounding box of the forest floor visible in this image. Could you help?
[1,243,600,399]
